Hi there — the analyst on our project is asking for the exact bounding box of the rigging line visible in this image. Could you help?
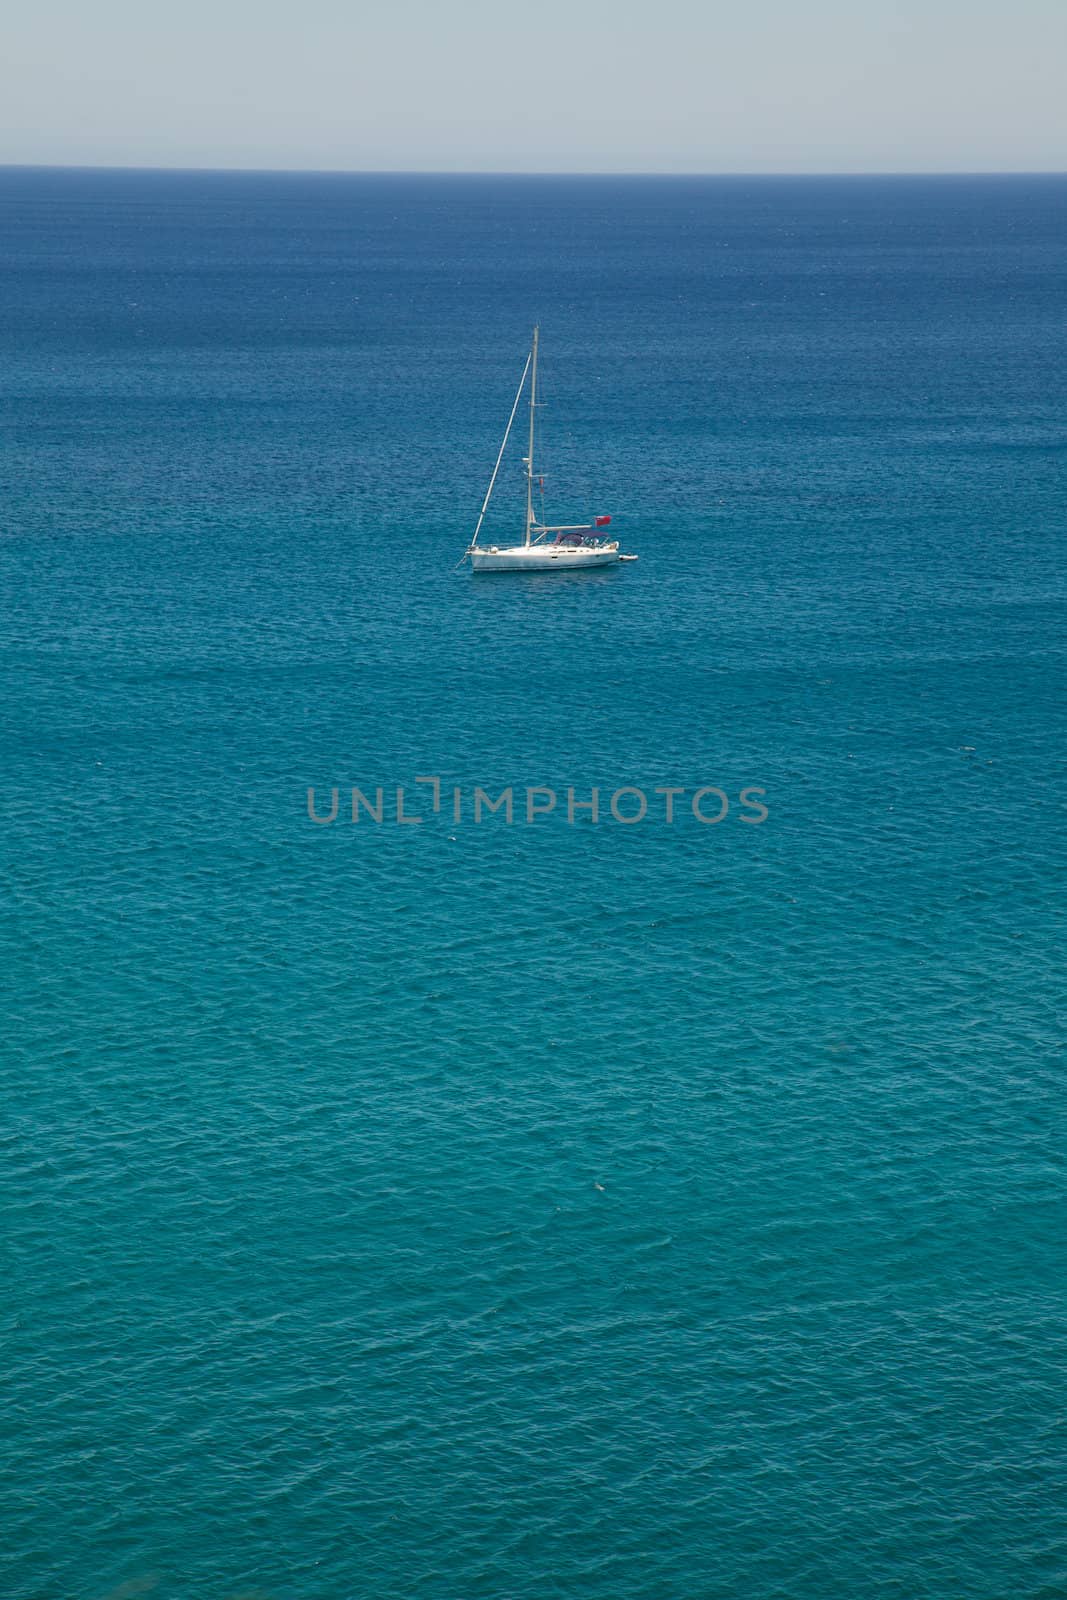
[461,347,533,562]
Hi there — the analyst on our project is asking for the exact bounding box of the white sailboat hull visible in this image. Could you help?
[470,542,622,572]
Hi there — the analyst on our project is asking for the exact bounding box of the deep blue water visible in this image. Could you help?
[2,169,1066,1600]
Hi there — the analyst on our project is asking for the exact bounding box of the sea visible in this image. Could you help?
[1,168,1065,1600]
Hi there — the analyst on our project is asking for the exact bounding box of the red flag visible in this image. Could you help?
[595,515,611,527]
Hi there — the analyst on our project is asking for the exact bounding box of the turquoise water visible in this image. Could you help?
[2,170,1065,1599]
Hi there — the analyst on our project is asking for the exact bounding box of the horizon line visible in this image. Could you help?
[2,162,1066,180]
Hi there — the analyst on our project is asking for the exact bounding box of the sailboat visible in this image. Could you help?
[463,327,637,572]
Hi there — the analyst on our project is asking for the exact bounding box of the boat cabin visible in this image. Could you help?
[553,530,605,547]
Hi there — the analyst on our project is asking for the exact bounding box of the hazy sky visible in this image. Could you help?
[2,0,1065,173]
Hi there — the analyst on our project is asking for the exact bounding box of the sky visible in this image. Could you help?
[2,0,1065,173]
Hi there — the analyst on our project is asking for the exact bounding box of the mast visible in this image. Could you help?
[524,324,539,546]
